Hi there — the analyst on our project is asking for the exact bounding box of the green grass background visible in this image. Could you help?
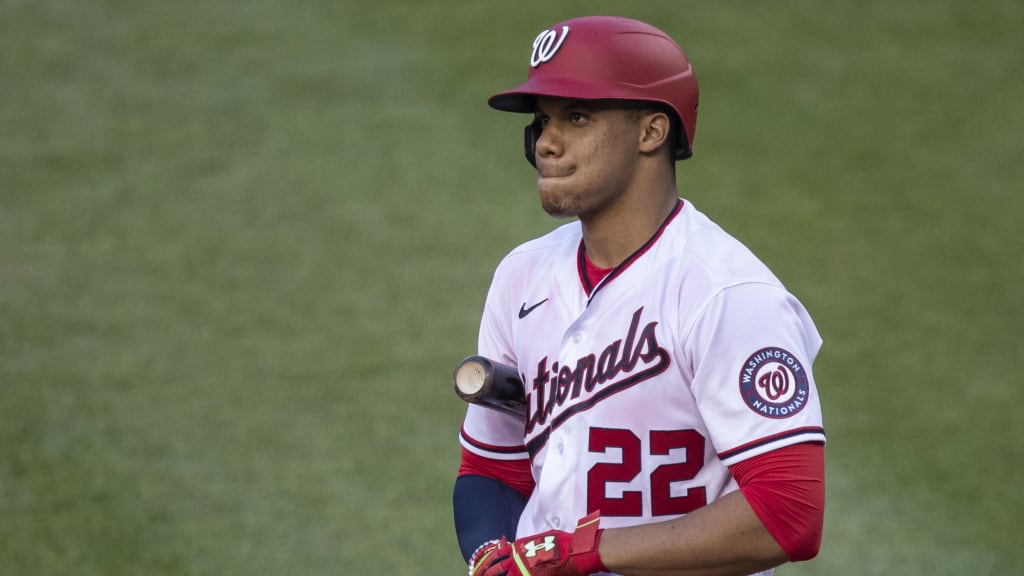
[2,0,1021,574]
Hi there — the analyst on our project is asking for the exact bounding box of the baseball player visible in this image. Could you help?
[453,16,825,576]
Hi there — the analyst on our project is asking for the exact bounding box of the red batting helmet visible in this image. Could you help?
[489,16,699,163]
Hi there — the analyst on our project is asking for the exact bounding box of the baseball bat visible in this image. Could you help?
[453,356,527,418]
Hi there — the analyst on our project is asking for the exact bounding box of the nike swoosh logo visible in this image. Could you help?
[518,298,549,319]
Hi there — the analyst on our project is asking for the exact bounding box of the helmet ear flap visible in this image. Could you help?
[524,119,542,168]
[672,116,693,161]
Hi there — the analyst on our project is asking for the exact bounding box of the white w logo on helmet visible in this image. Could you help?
[530,25,569,67]
[523,535,557,557]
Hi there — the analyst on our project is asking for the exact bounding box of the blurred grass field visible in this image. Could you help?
[1,0,1022,574]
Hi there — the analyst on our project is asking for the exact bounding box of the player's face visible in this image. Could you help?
[532,97,645,219]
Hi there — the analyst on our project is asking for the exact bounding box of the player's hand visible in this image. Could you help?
[467,537,509,576]
[467,512,606,576]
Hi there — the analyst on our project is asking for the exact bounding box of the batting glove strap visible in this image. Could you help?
[568,512,606,574]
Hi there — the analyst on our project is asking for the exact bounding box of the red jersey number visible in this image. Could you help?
[587,427,708,517]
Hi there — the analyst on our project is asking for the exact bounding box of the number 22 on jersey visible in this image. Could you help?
[587,427,708,517]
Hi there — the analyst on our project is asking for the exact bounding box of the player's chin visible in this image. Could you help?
[538,187,581,219]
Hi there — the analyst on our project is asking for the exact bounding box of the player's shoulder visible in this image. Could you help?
[494,220,581,274]
[667,201,783,289]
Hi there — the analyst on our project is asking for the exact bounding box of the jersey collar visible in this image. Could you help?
[577,198,684,299]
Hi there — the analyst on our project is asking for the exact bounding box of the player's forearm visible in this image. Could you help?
[598,491,788,576]
[453,474,528,561]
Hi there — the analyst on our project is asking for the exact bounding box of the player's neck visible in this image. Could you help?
[580,183,678,269]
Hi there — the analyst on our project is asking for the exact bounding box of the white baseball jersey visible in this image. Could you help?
[459,199,825,576]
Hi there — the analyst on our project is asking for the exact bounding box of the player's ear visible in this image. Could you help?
[638,111,672,156]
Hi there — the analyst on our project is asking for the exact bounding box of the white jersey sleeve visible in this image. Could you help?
[459,255,530,461]
[683,281,825,466]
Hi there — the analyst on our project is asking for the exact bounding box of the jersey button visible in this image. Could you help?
[551,516,561,528]
[572,333,582,343]
[556,442,564,454]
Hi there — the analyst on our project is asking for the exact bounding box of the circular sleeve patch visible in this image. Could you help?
[739,347,810,419]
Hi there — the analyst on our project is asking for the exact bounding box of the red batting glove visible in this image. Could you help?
[467,512,606,576]
[467,537,509,576]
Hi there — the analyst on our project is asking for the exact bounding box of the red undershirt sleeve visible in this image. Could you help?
[458,447,536,499]
[728,442,825,562]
